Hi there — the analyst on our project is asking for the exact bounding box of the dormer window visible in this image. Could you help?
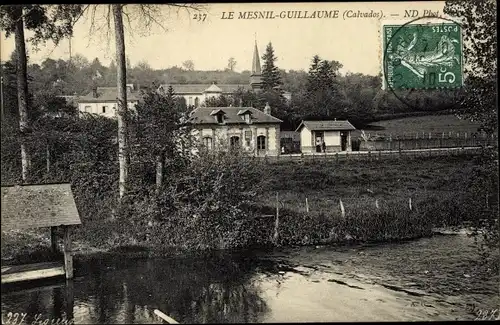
[237,109,253,124]
[210,109,226,124]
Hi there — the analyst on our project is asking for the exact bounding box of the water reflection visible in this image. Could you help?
[2,253,271,324]
[2,235,497,323]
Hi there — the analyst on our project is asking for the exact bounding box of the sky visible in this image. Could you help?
[0,1,446,76]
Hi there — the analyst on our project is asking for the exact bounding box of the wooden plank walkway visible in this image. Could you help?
[1,261,65,284]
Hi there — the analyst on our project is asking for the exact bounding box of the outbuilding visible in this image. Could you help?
[295,120,356,153]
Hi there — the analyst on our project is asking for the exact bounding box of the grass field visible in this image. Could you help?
[352,115,483,138]
[258,155,489,223]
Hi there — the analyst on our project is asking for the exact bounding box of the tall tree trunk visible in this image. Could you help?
[14,7,31,183]
[113,4,129,199]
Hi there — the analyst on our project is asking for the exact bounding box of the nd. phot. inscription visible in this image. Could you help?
[383,21,463,90]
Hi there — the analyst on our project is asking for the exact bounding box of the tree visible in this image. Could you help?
[306,55,322,93]
[261,42,282,92]
[203,95,233,108]
[112,4,129,199]
[85,4,206,200]
[182,60,195,71]
[444,0,497,133]
[0,5,84,182]
[304,55,341,118]
[443,0,498,275]
[227,57,237,72]
[131,87,190,193]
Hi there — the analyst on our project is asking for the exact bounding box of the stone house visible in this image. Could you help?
[189,103,282,156]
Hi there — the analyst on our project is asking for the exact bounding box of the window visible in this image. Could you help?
[216,114,224,124]
[203,137,213,149]
[244,130,252,146]
[84,105,91,113]
[257,135,266,150]
[188,97,193,106]
[230,136,240,150]
[244,114,251,123]
[194,97,200,107]
[102,106,107,113]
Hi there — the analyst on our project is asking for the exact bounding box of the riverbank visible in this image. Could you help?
[1,155,496,265]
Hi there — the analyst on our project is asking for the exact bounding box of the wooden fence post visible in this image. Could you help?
[63,226,74,279]
[339,199,345,218]
[375,199,379,209]
[336,152,339,164]
[306,197,309,213]
[273,192,279,244]
[409,198,413,211]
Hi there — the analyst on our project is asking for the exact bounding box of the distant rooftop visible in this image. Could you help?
[158,84,251,94]
[78,86,140,103]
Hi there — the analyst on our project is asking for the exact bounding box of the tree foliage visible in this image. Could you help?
[444,0,497,133]
[182,60,195,71]
[227,57,237,72]
[261,42,283,92]
[0,5,84,48]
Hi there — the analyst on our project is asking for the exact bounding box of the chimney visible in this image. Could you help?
[92,87,98,98]
[264,102,271,115]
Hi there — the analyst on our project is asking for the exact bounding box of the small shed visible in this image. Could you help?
[295,120,356,153]
[1,183,81,284]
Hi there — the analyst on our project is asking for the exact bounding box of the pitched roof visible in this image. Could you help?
[1,184,82,231]
[189,106,282,125]
[159,84,251,94]
[78,87,140,103]
[205,84,222,93]
[295,120,356,132]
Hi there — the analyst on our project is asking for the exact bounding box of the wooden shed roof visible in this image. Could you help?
[1,184,82,231]
[295,120,356,132]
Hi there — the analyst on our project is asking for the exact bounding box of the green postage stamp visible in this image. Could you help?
[382,19,463,90]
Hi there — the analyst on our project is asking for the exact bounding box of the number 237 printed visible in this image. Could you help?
[193,13,207,22]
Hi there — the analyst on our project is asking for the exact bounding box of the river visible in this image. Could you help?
[1,233,499,324]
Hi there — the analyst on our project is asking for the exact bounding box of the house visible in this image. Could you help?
[77,84,139,118]
[157,41,291,107]
[295,120,356,153]
[189,103,282,156]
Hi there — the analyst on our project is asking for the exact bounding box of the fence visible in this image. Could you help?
[357,131,497,151]
[258,146,491,164]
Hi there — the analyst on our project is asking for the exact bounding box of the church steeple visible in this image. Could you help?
[250,38,263,92]
[251,40,262,75]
